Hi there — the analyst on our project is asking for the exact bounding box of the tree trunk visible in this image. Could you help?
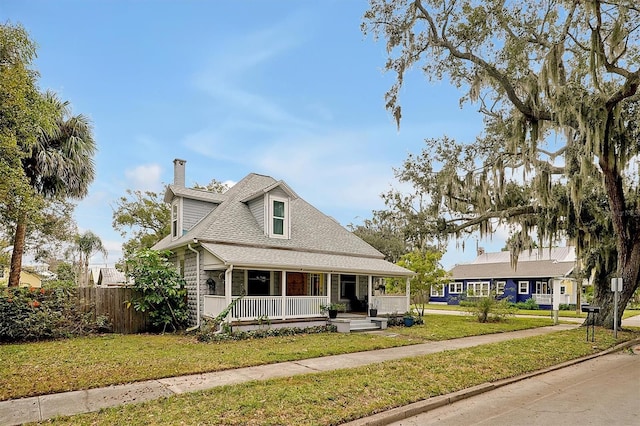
[8,216,27,288]
[590,238,640,328]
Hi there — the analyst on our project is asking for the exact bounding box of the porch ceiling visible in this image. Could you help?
[200,243,414,276]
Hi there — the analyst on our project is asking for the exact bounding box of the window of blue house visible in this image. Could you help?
[496,281,506,295]
[448,282,463,293]
[467,282,489,297]
[431,285,444,297]
[518,281,529,294]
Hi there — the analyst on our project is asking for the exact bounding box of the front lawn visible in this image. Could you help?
[47,327,639,426]
[1,315,552,401]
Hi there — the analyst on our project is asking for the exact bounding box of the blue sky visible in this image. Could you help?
[3,0,506,269]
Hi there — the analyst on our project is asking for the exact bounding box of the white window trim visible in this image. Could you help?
[171,199,182,239]
[518,281,529,294]
[431,285,444,297]
[268,195,290,239]
[448,282,463,294]
[496,280,506,295]
[467,281,490,297]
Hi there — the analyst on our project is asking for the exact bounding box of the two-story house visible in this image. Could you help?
[153,159,413,330]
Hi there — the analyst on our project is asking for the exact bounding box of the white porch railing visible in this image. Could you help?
[371,295,409,314]
[532,294,552,305]
[204,295,328,321]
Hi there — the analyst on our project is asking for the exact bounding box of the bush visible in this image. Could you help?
[514,298,539,310]
[0,287,111,343]
[559,303,576,311]
[465,295,515,323]
[125,249,189,333]
[197,321,337,342]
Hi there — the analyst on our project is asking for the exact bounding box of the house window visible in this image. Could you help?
[248,270,271,296]
[496,281,506,295]
[171,201,180,238]
[448,282,463,294]
[467,281,490,297]
[518,281,529,294]
[431,285,444,297]
[269,196,289,238]
[560,285,566,295]
[535,281,551,294]
[308,273,325,296]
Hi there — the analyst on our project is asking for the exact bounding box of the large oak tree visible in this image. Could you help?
[364,0,640,328]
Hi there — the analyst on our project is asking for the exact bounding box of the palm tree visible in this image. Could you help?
[71,230,107,286]
[8,92,96,287]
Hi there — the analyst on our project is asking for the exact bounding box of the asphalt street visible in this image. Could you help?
[388,345,640,426]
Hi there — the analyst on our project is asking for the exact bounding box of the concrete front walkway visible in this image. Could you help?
[0,324,579,425]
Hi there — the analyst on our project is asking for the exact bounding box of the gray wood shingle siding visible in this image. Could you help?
[247,196,265,234]
[183,198,217,231]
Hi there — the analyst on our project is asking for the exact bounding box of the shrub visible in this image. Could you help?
[465,295,515,323]
[0,287,111,342]
[514,298,539,310]
[197,322,337,342]
[125,249,189,333]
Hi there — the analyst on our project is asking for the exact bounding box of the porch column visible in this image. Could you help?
[281,270,287,320]
[367,275,373,311]
[327,273,332,304]
[224,266,233,307]
[405,277,411,312]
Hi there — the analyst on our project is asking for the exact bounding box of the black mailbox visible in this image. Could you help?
[582,306,601,313]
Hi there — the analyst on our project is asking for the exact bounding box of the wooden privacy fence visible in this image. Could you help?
[77,287,149,334]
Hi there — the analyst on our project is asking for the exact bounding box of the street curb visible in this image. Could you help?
[343,337,640,426]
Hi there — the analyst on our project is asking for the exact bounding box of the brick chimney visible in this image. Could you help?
[173,158,186,187]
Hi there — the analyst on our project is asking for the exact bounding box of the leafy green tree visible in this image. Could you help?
[8,91,95,287]
[397,249,448,316]
[125,249,189,333]
[68,231,107,286]
[364,0,640,328]
[112,180,228,261]
[112,189,170,258]
[349,210,408,263]
[192,178,230,193]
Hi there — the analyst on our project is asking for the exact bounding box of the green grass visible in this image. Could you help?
[1,315,552,401]
[43,327,639,426]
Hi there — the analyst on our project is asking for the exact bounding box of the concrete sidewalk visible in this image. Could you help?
[0,324,579,425]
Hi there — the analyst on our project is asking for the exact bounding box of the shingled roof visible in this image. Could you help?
[154,173,413,276]
[450,260,575,280]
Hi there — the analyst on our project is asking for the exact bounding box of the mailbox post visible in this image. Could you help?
[581,305,600,342]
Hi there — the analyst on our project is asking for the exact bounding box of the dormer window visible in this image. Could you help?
[269,196,289,238]
[171,200,182,239]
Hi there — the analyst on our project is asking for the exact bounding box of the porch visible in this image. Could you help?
[203,294,408,321]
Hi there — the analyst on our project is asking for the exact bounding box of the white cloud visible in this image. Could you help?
[124,164,163,191]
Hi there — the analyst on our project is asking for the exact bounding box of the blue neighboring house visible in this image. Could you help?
[432,247,579,310]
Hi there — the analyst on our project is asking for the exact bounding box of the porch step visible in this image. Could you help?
[349,319,381,332]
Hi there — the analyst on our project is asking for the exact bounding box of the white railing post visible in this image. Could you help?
[406,277,411,312]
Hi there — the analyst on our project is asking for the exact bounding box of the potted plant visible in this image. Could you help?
[368,301,378,317]
[320,303,345,319]
[403,311,415,327]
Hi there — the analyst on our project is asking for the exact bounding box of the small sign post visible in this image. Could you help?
[581,305,600,342]
[611,278,623,339]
